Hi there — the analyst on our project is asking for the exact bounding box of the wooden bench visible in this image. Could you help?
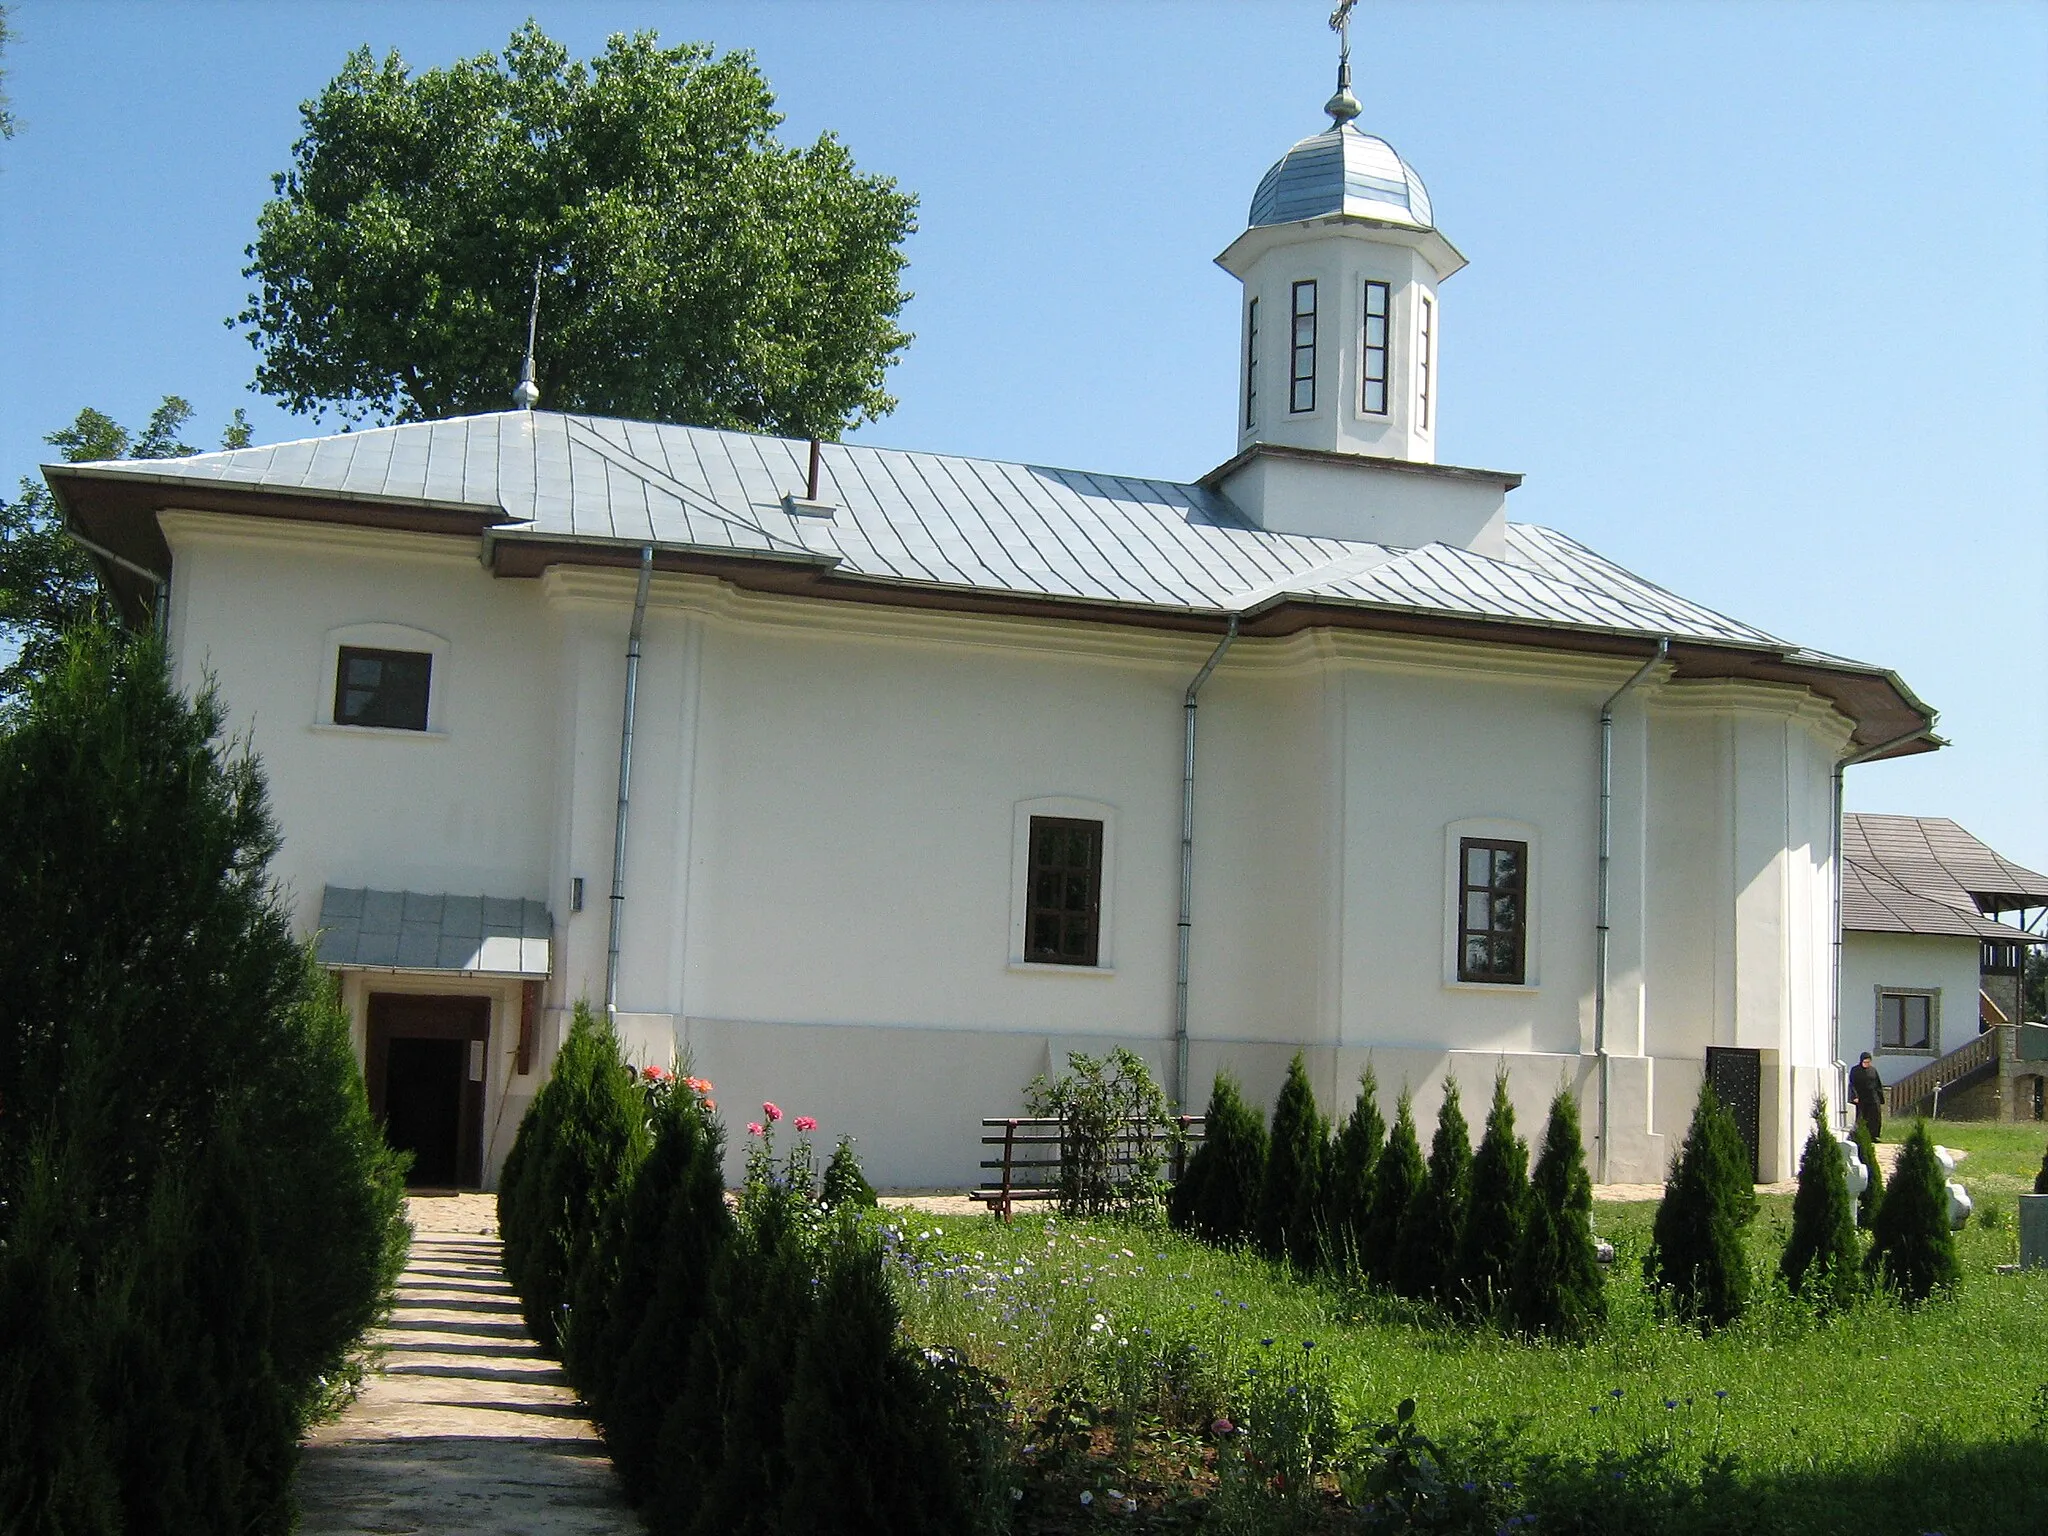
[971,1114,1204,1220]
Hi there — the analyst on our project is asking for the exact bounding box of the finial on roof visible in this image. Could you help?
[1325,0,1362,127]
[513,257,544,411]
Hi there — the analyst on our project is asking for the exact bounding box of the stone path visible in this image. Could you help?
[297,1194,641,1536]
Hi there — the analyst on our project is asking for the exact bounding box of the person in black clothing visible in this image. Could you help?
[1848,1051,1884,1140]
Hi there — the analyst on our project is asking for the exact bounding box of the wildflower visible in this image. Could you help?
[1010,1488,1023,1502]
[1079,1491,1093,1506]
[1610,1387,1624,1400]
[794,1115,818,1132]
[1212,1417,1235,1436]
[642,1064,670,1082]
[1665,1399,1678,1410]
[763,1101,782,1122]
[747,1122,765,1137]
[1261,1337,1275,1347]
[1715,1389,1729,1400]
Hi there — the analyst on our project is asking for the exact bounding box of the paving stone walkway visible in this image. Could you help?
[297,1195,642,1536]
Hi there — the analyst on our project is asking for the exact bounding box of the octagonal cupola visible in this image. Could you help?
[1218,35,1465,466]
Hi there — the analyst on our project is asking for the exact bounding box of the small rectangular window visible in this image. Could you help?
[333,646,432,731]
[1417,293,1435,429]
[1244,296,1259,429]
[1457,837,1526,984]
[1290,280,1317,413]
[1361,280,1390,415]
[1025,816,1103,966]
[1878,990,1934,1052]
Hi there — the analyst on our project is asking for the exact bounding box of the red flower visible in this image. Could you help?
[763,1101,782,1123]
[642,1064,671,1082]
[794,1116,818,1133]
[747,1122,764,1137]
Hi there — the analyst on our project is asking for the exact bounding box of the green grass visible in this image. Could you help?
[1888,1116,2048,1191]
[887,1196,2048,1534]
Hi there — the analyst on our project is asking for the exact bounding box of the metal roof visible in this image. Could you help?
[315,886,553,976]
[52,410,1794,649]
[1841,859,2040,942]
[1842,814,2048,914]
[1248,123,1434,230]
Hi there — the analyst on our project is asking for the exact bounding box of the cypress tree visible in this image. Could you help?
[1646,1078,1757,1330]
[1455,1069,1529,1317]
[1779,1096,1864,1313]
[1852,1118,1885,1230]
[820,1136,878,1210]
[1324,1064,1385,1275]
[1510,1087,1606,1339]
[1168,1070,1267,1248]
[1867,1120,1961,1304]
[2034,1138,2047,1195]
[1256,1053,1329,1269]
[1394,1077,1472,1303]
[1363,1091,1426,1291]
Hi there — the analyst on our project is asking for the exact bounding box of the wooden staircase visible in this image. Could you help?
[1887,1024,2010,1117]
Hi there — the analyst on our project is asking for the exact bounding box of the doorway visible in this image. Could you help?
[368,993,491,1189]
[1704,1046,1762,1182]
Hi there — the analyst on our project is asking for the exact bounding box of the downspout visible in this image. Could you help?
[65,527,170,638]
[1595,637,1668,1183]
[1173,614,1239,1109]
[605,545,655,1021]
[1830,724,1931,1120]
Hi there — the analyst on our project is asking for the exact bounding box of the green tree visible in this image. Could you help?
[1455,1069,1529,1316]
[1394,1077,1472,1304]
[1509,1087,1605,1340]
[1852,1117,1884,1230]
[820,1135,878,1211]
[1867,1121,1960,1305]
[1363,1090,1426,1290]
[0,6,16,140]
[1324,1063,1384,1275]
[1168,1070,1267,1248]
[1646,1078,1758,1330]
[1,398,247,699]
[239,23,916,436]
[1779,1096,1863,1313]
[1256,1052,1329,1269]
[2036,1138,2048,1196]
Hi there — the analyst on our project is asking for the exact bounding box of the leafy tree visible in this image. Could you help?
[1256,1052,1329,1269]
[1779,1096,1863,1313]
[1025,1047,1174,1221]
[1,399,248,699]
[1395,1077,1472,1303]
[239,22,916,436]
[1363,1090,1426,1290]
[1510,1087,1605,1340]
[1455,1069,1529,1316]
[1324,1063,1385,1275]
[1852,1117,1884,1230]
[1867,1121,1960,1304]
[820,1135,878,1211]
[0,6,15,140]
[1646,1078,1757,1330]
[1168,1070,1267,1248]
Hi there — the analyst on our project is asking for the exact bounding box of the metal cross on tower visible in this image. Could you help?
[1326,0,1362,125]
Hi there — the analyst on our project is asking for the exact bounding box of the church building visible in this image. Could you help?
[49,59,1936,1190]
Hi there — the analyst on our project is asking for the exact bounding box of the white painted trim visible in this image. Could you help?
[1442,816,1542,990]
[1009,796,1118,973]
[315,621,451,733]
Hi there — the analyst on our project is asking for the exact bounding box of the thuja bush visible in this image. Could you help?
[1025,1046,1175,1220]
[1510,1086,1605,1339]
[0,630,407,1535]
[1324,1063,1385,1275]
[499,1001,652,1357]
[1364,1090,1427,1290]
[1394,1077,1472,1303]
[1868,1120,1961,1305]
[1647,1078,1758,1331]
[2035,1138,2048,1195]
[1256,1051,1330,1269]
[1168,1070,1267,1248]
[1455,1069,1528,1316]
[1852,1117,1884,1229]
[1779,1095,1863,1313]
[822,1135,878,1210]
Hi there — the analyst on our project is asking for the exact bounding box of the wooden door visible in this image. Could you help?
[368,993,491,1189]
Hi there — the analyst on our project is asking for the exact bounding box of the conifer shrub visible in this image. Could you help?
[498,1001,652,1358]
[2035,1138,2048,1195]
[822,1135,879,1210]
[1324,1064,1385,1275]
[1868,1120,1961,1305]
[1646,1078,1758,1330]
[1256,1052,1330,1269]
[1455,1069,1528,1316]
[1168,1070,1268,1248]
[1363,1090,1427,1291]
[1395,1077,1473,1303]
[1510,1087,1606,1340]
[1852,1117,1885,1229]
[1779,1095,1864,1313]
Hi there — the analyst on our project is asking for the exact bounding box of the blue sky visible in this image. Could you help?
[3,1,2043,871]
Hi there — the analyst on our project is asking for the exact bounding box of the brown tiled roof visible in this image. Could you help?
[1841,814,2048,913]
[1840,859,2038,940]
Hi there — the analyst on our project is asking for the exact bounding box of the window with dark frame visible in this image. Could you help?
[1361,280,1390,415]
[1417,293,1435,429]
[1025,816,1103,966]
[1290,280,1318,413]
[1244,296,1259,429]
[1457,837,1526,984]
[333,646,433,731]
[1877,990,1934,1052]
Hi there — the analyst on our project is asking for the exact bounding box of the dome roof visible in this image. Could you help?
[1247,122,1434,231]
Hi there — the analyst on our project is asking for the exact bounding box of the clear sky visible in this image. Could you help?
[3,1,2043,871]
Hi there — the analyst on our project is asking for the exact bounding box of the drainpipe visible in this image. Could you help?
[605,545,655,1021]
[66,527,170,638]
[1595,638,1668,1183]
[1830,724,1931,1121]
[1174,614,1239,1109]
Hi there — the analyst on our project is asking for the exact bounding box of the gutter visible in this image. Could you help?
[66,525,171,639]
[605,545,655,1021]
[1173,615,1239,1109]
[1594,638,1668,1184]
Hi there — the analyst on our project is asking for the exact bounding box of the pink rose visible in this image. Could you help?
[794,1116,818,1133]
[747,1122,764,1137]
[763,1102,782,1122]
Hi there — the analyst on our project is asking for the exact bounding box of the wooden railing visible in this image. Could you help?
[1887,1024,2009,1116]
[971,1114,1204,1220]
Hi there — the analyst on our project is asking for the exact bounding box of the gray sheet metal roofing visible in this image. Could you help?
[1248,123,1434,230]
[1840,860,2042,943]
[53,409,1793,648]
[1842,814,2048,913]
[315,886,553,975]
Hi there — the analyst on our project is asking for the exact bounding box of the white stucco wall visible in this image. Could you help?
[1840,930,1981,1078]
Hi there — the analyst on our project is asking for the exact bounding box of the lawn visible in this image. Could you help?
[889,1132,2048,1534]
